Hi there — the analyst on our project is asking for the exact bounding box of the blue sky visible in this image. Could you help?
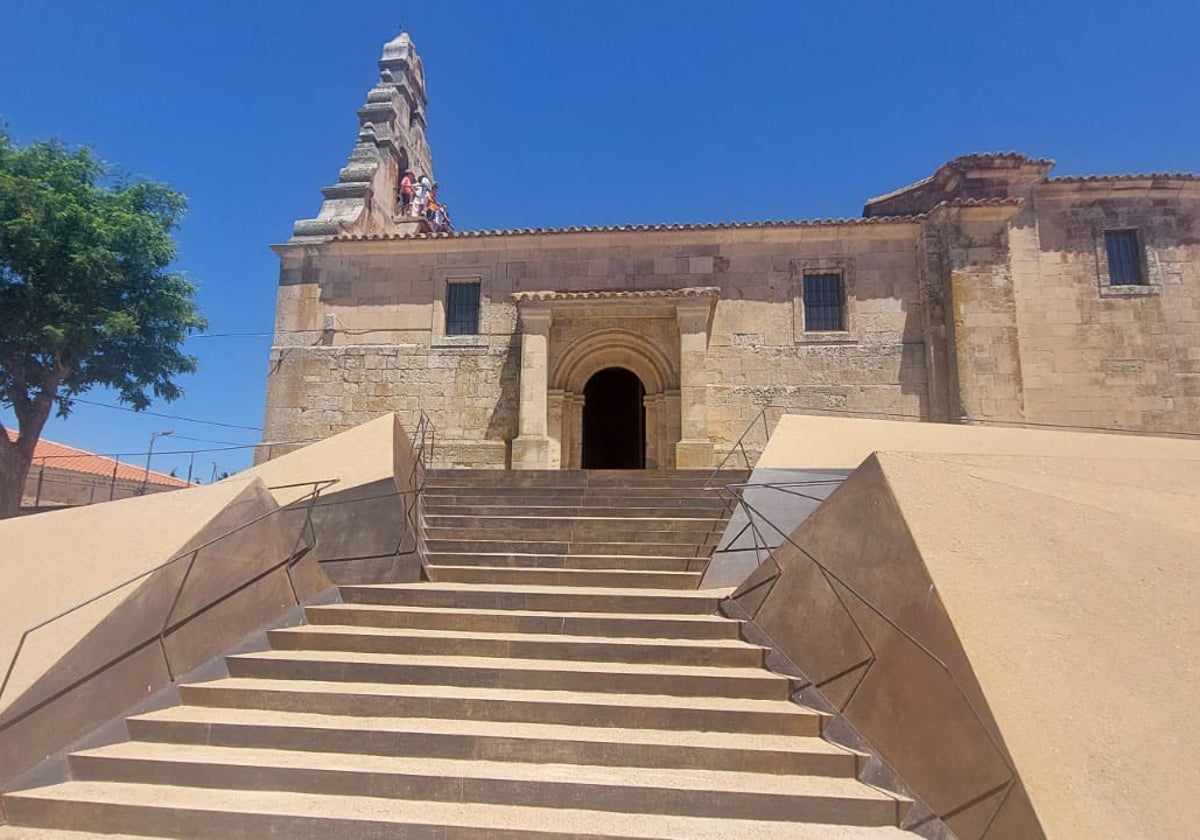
[2,0,1197,479]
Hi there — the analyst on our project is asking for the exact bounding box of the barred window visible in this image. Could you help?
[445,281,480,335]
[1105,230,1145,286]
[803,273,844,331]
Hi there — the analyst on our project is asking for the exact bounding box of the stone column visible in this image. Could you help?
[664,389,681,469]
[547,389,564,469]
[512,307,553,469]
[675,301,715,468]
[565,394,584,469]
[644,394,662,469]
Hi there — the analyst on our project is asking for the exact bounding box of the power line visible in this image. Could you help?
[71,398,263,431]
[188,332,273,338]
[170,434,259,446]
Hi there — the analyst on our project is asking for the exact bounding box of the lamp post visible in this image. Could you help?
[141,430,173,495]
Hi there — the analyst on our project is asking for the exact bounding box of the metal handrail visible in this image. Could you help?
[1,410,438,737]
[0,478,338,731]
[408,410,435,567]
[703,404,780,493]
[723,482,1017,835]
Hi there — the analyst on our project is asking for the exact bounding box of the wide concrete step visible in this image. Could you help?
[425,539,713,557]
[426,527,723,544]
[424,502,730,517]
[266,625,765,667]
[126,707,838,774]
[304,603,742,639]
[423,565,703,589]
[224,650,790,699]
[428,469,747,488]
[339,582,730,614]
[423,488,728,503]
[426,514,723,529]
[67,743,902,825]
[0,831,171,839]
[2,782,912,839]
[179,678,822,735]
[423,551,704,572]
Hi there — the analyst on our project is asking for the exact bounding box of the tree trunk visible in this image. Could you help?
[0,435,33,519]
[0,387,57,519]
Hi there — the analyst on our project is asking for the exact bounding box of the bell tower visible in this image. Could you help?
[291,32,434,241]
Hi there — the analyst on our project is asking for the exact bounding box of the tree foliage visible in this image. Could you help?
[0,130,206,516]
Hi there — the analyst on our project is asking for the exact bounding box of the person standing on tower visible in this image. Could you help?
[398,170,414,216]
[413,173,432,218]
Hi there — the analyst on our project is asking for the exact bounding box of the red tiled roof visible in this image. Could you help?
[1047,173,1200,183]
[4,430,190,488]
[331,215,920,242]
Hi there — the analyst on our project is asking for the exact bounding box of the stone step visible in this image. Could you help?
[427,469,746,488]
[125,707,837,774]
[338,582,729,614]
[67,743,901,825]
[304,603,742,639]
[178,678,822,735]
[425,538,713,557]
[266,625,764,667]
[425,526,724,544]
[423,565,703,589]
[425,513,723,528]
[224,650,790,699]
[423,551,704,572]
[2,782,912,839]
[423,488,727,502]
[0,830,173,839]
[423,502,730,517]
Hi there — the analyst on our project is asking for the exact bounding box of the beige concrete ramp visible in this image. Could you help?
[731,446,1200,839]
[0,478,332,789]
[757,412,1200,470]
[240,413,427,583]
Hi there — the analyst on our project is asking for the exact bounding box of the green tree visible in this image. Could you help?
[0,131,205,518]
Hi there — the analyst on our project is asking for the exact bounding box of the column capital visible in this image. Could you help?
[518,306,552,334]
[676,298,713,329]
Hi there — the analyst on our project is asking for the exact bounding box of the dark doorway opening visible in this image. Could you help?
[582,367,646,469]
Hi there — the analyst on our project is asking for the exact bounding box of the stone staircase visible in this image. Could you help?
[0,469,912,839]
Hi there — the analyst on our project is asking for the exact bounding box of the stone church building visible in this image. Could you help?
[261,32,1200,469]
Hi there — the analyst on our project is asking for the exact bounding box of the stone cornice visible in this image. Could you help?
[333,216,919,243]
[512,287,719,303]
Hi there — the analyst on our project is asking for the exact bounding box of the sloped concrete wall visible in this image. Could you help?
[0,478,333,789]
[239,413,426,584]
[700,468,849,589]
[732,449,1200,839]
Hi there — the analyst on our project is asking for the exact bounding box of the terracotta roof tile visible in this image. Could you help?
[512,287,719,302]
[938,197,1025,207]
[5,430,191,488]
[331,215,919,242]
[950,151,1056,167]
[1047,172,1200,183]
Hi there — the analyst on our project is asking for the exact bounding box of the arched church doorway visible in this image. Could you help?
[582,368,646,469]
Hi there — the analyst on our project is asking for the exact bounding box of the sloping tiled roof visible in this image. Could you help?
[512,287,720,303]
[938,197,1025,208]
[1047,173,1200,183]
[5,430,190,488]
[331,215,919,242]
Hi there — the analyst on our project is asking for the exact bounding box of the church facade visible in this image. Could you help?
[261,33,1200,468]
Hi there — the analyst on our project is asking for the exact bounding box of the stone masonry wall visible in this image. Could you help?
[261,222,929,467]
[1014,181,1200,433]
[262,178,1200,467]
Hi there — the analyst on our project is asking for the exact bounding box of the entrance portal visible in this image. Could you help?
[582,368,646,469]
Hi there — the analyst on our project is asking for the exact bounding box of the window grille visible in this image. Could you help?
[445,282,481,335]
[803,273,845,331]
[1105,230,1145,286]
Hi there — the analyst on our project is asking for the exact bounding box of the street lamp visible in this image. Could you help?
[141,430,173,494]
